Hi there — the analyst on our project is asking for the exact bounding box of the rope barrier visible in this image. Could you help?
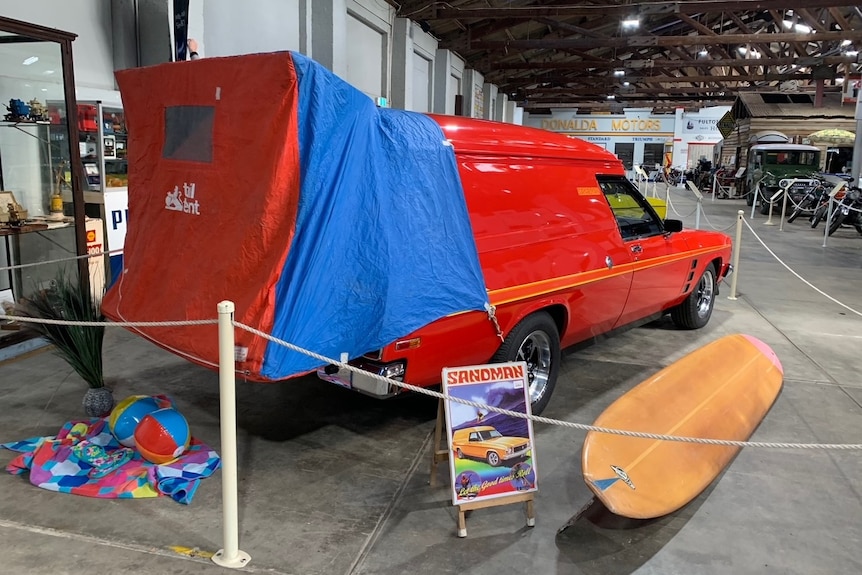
[741,219,862,319]
[2,305,860,449]
[228,320,862,450]
[663,189,699,219]
[0,247,124,273]
[698,210,738,232]
[0,314,217,328]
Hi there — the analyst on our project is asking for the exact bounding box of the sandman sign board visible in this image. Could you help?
[442,362,538,505]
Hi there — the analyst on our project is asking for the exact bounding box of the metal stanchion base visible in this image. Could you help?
[212,549,251,568]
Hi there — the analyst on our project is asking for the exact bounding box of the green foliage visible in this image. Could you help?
[15,273,105,389]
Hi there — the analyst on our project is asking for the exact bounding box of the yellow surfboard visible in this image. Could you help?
[581,334,783,519]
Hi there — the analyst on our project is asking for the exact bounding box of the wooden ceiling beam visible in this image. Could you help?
[473,30,860,50]
[505,71,828,88]
[523,85,839,95]
[488,55,855,70]
[427,1,858,20]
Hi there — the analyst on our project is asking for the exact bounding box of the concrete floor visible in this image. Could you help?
[1,186,861,574]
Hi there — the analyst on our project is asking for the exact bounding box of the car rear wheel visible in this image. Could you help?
[486,451,500,467]
[670,264,716,329]
[491,311,561,416]
[456,448,464,459]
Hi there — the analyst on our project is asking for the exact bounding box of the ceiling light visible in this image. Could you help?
[738,47,748,54]
[782,21,793,29]
[607,94,616,99]
[841,39,852,46]
[847,50,859,56]
[614,70,625,76]
[22,56,38,66]
[623,81,631,86]
[622,18,639,28]
[794,24,811,33]
[699,49,708,57]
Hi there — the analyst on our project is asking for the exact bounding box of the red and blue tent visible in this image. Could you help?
[102,51,488,380]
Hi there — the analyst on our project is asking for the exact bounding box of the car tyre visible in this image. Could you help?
[486,451,501,467]
[491,311,560,416]
[456,448,464,459]
[670,264,716,330]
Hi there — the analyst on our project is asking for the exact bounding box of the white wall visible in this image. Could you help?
[201,0,301,57]
[346,2,390,101]
[411,22,437,113]
[2,0,115,91]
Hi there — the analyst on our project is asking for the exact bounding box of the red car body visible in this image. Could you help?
[319,115,733,412]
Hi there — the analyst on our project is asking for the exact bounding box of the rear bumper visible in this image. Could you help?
[316,359,403,398]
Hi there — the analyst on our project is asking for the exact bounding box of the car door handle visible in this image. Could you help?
[631,244,643,254]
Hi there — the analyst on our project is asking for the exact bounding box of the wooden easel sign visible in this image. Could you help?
[442,362,538,535]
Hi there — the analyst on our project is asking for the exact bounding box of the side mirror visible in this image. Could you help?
[663,219,683,233]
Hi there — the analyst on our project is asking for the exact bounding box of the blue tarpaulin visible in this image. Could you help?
[262,53,488,377]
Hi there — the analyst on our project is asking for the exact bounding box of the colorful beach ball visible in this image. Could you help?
[133,407,191,464]
[108,395,164,447]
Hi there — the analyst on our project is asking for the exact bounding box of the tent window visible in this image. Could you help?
[163,105,214,162]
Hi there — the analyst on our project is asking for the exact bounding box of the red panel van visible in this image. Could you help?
[319,116,733,414]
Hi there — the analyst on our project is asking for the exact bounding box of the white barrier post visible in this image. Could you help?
[695,197,702,229]
[212,301,252,569]
[685,181,704,229]
[750,184,759,219]
[823,196,834,248]
[764,189,783,226]
[778,180,793,232]
[728,210,743,301]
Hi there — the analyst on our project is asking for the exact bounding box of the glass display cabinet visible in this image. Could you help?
[0,16,88,350]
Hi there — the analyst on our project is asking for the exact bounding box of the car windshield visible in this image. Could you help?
[763,150,819,167]
[478,430,503,440]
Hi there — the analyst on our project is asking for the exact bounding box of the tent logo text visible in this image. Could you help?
[165,182,200,215]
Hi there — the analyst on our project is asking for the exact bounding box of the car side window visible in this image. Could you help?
[469,432,479,442]
[597,177,664,240]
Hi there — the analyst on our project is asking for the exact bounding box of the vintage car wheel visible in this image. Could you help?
[486,451,501,467]
[491,311,560,416]
[456,448,464,459]
[670,264,716,330]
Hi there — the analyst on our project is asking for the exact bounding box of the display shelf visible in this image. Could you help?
[0,15,89,352]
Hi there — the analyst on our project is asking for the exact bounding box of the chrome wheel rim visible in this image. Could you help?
[696,271,715,318]
[516,330,553,404]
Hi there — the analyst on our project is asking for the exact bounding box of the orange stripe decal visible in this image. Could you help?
[486,245,724,306]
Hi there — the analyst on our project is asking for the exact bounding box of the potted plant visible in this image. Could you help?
[14,271,113,417]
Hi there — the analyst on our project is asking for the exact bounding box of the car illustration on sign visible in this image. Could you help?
[451,425,531,467]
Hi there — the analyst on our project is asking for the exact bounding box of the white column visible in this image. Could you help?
[432,49,452,114]
[390,18,412,110]
[312,0,347,77]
